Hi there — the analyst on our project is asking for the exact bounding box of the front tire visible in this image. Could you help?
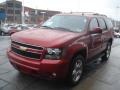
[68,55,84,86]
[1,32,5,36]
[101,42,111,61]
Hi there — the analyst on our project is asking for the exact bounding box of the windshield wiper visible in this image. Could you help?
[41,26,53,29]
[53,27,71,31]
[41,26,73,32]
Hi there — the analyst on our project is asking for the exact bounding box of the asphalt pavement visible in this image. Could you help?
[0,36,120,90]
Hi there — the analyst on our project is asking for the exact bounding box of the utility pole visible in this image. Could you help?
[22,0,24,24]
[35,8,38,24]
[13,0,15,24]
[116,6,120,28]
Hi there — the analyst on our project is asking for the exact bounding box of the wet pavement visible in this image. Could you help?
[0,36,120,90]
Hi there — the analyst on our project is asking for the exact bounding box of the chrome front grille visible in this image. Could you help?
[11,41,43,60]
[12,41,43,50]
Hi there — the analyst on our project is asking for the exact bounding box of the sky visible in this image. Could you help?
[0,0,120,20]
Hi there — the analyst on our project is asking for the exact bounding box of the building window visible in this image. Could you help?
[7,3,13,7]
[15,4,22,8]
[7,16,13,21]
[30,10,35,15]
[7,10,13,14]
[0,8,5,12]
[15,10,21,14]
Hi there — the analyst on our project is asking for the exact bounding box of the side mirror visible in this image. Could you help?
[90,27,102,34]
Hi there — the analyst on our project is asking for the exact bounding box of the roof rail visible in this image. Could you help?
[93,13,107,17]
[69,12,107,17]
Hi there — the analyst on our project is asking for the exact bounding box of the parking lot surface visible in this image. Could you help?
[0,36,120,90]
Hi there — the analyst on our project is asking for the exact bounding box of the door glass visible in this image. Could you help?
[104,18,113,30]
[89,18,98,31]
[98,18,107,30]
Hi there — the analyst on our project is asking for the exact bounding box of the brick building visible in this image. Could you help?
[24,7,61,24]
[0,0,22,23]
[0,0,61,24]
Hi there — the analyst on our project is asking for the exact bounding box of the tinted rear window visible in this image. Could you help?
[97,18,107,30]
[104,18,113,30]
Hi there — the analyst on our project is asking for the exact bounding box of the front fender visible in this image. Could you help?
[64,42,88,61]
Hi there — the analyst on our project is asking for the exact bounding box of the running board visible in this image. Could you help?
[86,53,105,65]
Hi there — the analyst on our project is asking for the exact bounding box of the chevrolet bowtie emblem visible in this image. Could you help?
[19,46,27,51]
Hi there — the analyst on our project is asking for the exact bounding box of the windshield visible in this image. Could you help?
[42,15,87,32]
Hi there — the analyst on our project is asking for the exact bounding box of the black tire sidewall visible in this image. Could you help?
[102,43,111,61]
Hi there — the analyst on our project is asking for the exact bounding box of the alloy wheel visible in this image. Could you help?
[72,59,83,82]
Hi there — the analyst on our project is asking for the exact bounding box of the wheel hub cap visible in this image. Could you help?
[106,45,111,58]
[72,60,83,82]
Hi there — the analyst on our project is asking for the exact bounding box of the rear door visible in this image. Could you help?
[88,18,102,59]
[97,17,109,51]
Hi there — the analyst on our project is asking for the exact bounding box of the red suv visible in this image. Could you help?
[7,13,113,85]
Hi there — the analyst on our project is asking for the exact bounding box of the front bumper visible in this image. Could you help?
[7,49,69,79]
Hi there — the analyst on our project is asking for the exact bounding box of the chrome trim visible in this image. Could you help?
[11,40,45,60]
[11,43,42,52]
[12,46,42,54]
[91,33,101,36]
[11,40,45,50]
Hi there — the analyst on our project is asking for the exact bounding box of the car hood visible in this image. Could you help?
[11,29,80,47]
[2,27,10,32]
[114,32,120,35]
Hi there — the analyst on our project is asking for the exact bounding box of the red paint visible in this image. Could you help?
[7,14,113,79]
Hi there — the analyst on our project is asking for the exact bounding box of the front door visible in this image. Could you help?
[88,18,102,59]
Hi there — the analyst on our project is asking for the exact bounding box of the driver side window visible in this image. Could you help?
[89,18,99,31]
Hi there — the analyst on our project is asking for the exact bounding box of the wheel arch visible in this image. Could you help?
[71,48,87,64]
[108,38,113,45]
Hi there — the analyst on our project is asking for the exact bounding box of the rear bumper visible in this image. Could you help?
[7,49,69,79]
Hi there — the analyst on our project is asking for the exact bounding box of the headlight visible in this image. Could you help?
[45,48,62,59]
